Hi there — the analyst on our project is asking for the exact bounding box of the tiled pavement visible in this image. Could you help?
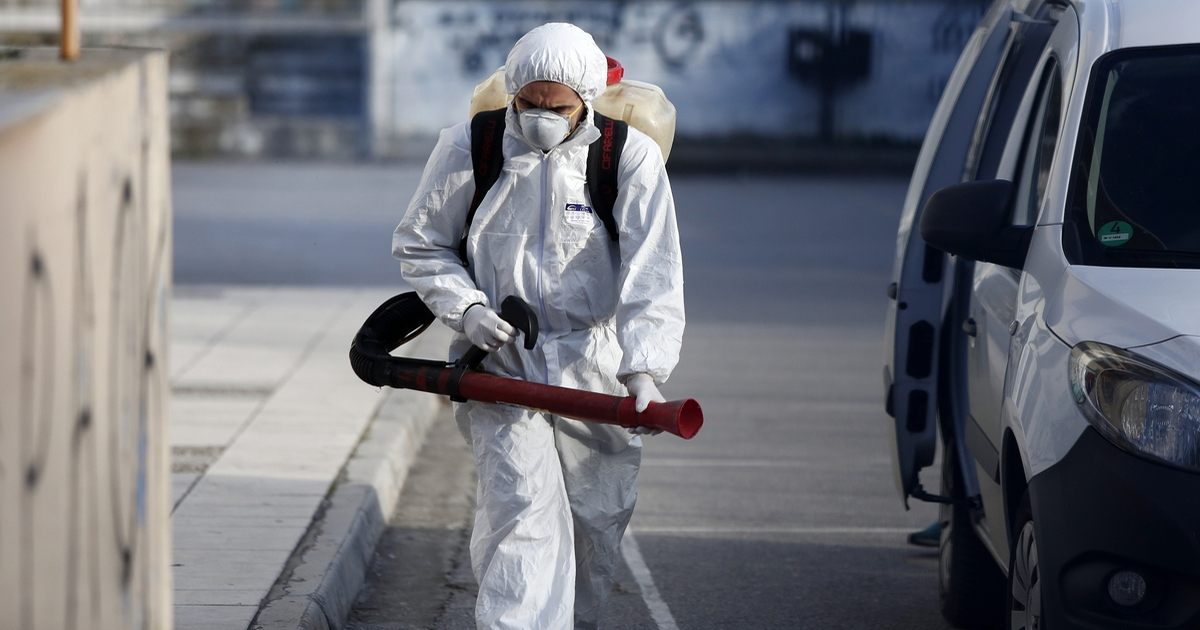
[168,285,449,630]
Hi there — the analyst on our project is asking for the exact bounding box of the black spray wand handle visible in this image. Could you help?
[449,296,539,400]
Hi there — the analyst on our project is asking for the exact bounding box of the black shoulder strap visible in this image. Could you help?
[587,112,628,243]
[464,109,627,262]
[461,108,507,265]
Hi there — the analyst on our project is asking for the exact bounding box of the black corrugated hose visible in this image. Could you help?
[348,292,445,388]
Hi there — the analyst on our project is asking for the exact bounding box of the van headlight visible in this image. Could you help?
[1070,341,1200,470]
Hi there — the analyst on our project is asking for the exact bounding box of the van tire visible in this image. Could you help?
[1006,491,1042,630]
[939,444,1006,629]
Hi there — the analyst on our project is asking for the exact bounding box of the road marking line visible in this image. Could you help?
[631,526,916,535]
[641,458,890,468]
[622,530,679,630]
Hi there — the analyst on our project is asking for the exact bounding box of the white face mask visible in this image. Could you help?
[517,103,582,151]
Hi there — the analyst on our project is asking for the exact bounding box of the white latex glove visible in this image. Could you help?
[625,373,666,435]
[463,304,517,352]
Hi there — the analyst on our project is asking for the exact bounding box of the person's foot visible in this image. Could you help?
[907,521,941,548]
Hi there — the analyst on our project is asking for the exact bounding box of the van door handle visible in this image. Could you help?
[962,318,977,337]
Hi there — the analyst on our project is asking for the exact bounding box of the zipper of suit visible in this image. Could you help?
[536,151,552,384]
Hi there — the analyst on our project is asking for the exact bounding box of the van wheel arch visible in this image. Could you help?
[1000,429,1029,548]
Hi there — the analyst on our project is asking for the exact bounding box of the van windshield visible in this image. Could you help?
[1065,47,1200,268]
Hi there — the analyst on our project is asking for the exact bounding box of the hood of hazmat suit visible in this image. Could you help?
[393,22,684,630]
[503,22,609,103]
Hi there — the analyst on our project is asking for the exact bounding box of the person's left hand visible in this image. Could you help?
[625,373,665,435]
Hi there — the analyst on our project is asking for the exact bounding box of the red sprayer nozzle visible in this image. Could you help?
[457,372,703,439]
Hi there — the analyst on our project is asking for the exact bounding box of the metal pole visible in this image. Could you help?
[60,0,79,61]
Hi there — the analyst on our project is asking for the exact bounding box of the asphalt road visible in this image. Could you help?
[173,161,421,286]
[173,162,949,629]
[620,174,949,629]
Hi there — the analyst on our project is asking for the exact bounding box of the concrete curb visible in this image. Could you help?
[252,326,452,630]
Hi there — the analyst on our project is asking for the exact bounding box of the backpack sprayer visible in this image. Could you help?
[348,293,703,439]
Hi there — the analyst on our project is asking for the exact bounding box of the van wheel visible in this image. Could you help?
[939,444,1005,629]
[1007,492,1042,630]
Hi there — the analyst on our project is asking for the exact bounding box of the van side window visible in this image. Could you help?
[1013,63,1063,227]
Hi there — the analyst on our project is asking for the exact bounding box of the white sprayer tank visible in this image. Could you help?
[468,57,676,162]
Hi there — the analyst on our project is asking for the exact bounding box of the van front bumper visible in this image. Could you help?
[1030,426,1200,629]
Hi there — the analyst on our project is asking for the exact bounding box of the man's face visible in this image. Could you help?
[515,81,585,129]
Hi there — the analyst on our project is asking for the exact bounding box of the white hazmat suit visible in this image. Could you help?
[393,23,685,630]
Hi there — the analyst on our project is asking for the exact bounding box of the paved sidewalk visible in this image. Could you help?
[169,285,451,630]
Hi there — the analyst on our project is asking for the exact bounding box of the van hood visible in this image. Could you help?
[1046,266,1200,349]
[1128,334,1200,386]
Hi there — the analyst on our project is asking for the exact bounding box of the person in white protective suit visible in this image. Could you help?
[391,22,685,630]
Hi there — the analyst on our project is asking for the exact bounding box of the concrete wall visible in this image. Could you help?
[377,0,990,157]
[0,48,173,629]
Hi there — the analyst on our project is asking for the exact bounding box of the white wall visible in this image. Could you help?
[382,0,988,144]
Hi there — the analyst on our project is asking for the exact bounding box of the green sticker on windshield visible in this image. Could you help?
[1098,221,1132,247]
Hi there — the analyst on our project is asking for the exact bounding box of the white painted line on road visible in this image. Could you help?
[622,530,680,630]
[641,458,890,468]
[632,526,916,535]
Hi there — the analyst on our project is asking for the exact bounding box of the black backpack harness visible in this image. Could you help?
[459,107,629,265]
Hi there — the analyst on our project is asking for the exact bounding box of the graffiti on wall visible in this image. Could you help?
[653,4,705,69]
[387,0,990,142]
[428,4,622,74]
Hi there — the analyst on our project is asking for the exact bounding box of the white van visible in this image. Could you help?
[883,1,1200,628]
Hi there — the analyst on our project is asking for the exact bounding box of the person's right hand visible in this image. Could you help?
[463,304,517,352]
